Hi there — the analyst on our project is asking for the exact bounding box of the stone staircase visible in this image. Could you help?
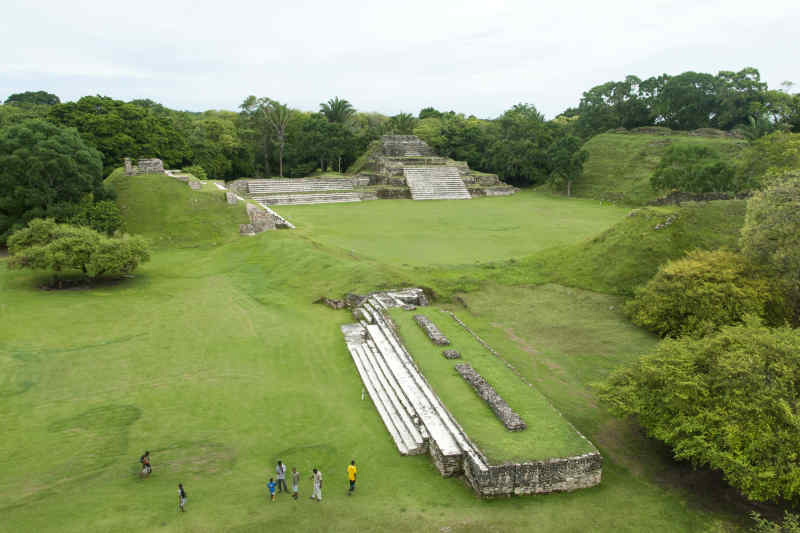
[255,192,362,205]
[247,178,354,194]
[246,178,364,206]
[341,290,488,477]
[404,167,471,200]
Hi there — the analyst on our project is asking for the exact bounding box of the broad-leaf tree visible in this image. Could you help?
[740,175,800,325]
[597,319,800,502]
[0,119,104,244]
[7,219,150,282]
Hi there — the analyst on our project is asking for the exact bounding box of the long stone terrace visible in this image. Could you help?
[340,289,602,497]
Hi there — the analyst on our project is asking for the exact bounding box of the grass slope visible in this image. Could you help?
[390,308,593,463]
[422,200,746,297]
[278,190,629,266]
[575,133,745,205]
[0,177,750,531]
[107,169,249,248]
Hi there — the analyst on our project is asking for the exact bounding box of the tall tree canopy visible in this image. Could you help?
[319,97,355,124]
[0,119,104,244]
[598,319,800,502]
[48,95,190,175]
[4,91,61,106]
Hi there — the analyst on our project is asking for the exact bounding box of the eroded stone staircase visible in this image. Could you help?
[404,167,471,200]
[248,178,361,205]
[341,290,487,477]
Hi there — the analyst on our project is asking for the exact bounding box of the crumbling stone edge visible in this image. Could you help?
[454,362,526,431]
[413,314,450,345]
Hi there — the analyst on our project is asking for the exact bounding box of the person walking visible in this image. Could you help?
[140,451,152,477]
[310,468,323,502]
[347,460,357,495]
[275,461,288,493]
[178,483,187,512]
[267,478,276,502]
[291,467,300,500]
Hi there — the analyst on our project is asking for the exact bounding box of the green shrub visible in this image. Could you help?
[182,165,208,180]
[597,319,800,502]
[625,249,776,337]
[651,143,743,193]
[7,219,150,281]
[69,200,123,235]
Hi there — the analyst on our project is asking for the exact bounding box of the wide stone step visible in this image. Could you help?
[253,193,362,205]
[247,178,354,194]
[344,340,411,455]
[404,167,471,201]
[366,322,463,459]
[360,341,426,453]
[366,300,487,471]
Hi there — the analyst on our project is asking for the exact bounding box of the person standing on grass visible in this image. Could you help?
[276,460,287,493]
[310,468,323,502]
[347,460,357,495]
[178,483,187,512]
[291,467,300,500]
[267,478,276,502]
[140,451,151,477]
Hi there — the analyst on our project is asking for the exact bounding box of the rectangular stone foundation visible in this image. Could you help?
[464,452,602,497]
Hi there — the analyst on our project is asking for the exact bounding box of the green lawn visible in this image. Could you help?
[0,174,749,531]
[276,190,629,266]
[389,308,594,463]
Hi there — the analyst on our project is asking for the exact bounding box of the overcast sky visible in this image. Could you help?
[2,0,798,119]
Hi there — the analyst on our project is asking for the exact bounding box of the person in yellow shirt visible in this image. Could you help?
[347,460,357,495]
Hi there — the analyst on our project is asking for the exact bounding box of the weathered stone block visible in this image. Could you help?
[413,315,450,345]
[442,349,461,359]
[455,363,526,431]
[226,192,238,204]
[188,180,202,190]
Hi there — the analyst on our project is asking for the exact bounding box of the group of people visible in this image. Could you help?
[139,451,188,512]
[267,460,357,502]
[138,452,358,511]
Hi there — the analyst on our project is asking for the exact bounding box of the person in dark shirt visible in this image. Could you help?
[178,484,187,512]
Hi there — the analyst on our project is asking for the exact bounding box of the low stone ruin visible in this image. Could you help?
[188,180,202,190]
[455,363,526,431]
[124,157,166,176]
[413,314,450,345]
[239,203,289,235]
[225,192,239,205]
[442,349,461,360]
[339,288,602,497]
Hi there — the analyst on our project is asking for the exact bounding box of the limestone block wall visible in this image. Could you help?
[455,363,526,431]
[464,452,603,497]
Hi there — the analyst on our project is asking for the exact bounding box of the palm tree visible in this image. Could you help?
[262,100,291,177]
[389,112,417,134]
[320,97,355,123]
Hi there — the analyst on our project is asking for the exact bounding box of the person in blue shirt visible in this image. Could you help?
[267,478,276,502]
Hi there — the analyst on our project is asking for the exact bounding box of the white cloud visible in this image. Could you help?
[1,0,798,117]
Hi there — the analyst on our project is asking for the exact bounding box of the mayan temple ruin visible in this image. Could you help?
[228,135,517,206]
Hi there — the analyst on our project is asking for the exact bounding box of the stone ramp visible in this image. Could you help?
[404,167,471,200]
[252,192,362,205]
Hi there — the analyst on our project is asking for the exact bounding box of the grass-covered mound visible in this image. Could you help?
[107,169,249,248]
[427,199,746,297]
[574,132,744,205]
[390,307,594,463]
